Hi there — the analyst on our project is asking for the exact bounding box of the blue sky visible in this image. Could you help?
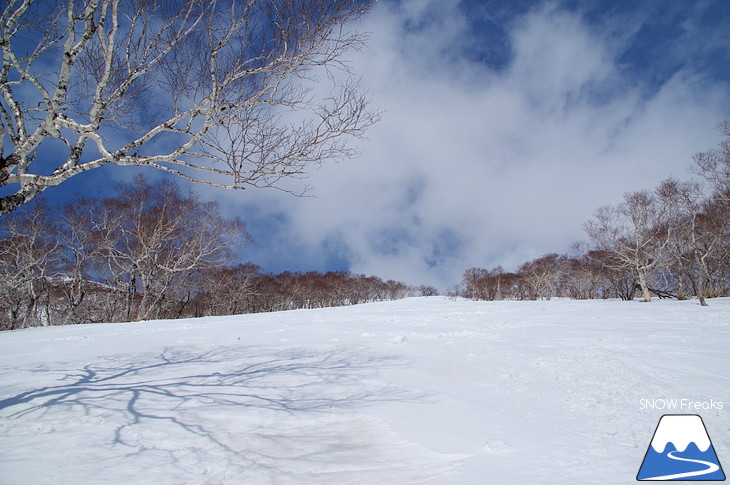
[23,0,730,290]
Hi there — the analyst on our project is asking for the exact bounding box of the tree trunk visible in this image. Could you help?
[637,270,652,302]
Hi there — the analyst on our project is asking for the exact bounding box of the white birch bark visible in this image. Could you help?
[0,0,377,214]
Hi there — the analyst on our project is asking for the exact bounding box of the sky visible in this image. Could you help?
[22,0,730,291]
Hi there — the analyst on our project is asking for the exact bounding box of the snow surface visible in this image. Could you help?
[1,297,728,484]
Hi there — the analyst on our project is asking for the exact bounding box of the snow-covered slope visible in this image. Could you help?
[1,297,728,484]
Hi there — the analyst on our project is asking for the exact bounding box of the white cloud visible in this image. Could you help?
[223,1,730,291]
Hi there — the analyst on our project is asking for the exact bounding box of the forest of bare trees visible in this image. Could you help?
[0,176,415,330]
[0,0,407,330]
[459,121,730,304]
[2,120,728,329]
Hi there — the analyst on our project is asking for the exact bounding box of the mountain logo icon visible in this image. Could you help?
[637,414,726,481]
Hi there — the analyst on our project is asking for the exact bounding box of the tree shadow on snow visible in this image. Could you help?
[0,345,423,478]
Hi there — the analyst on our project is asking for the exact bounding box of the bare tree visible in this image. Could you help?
[199,263,261,316]
[691,120,730,200]
[654,178,729,305]
[0,201,61,328]
[418,285,439,297]
[55,196,107,324]
[561,250,610,300]
[92,176,248,321]
[654,178,702,301]
[587,250,637,300]
[462,267,491,300]
[0,0,378,214]
[584,191,670,302]
[461,266,529,301]
[518,254,566,300]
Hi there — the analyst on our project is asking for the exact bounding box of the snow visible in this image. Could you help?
[1,297,728,484]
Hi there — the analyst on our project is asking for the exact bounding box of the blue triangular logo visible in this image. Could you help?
[637,414,726,481]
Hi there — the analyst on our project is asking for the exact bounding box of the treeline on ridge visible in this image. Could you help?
[0,176,421,330]
[458,121,730,305]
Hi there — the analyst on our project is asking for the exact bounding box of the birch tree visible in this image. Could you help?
[0,201,60,328]
[518,254,566,300]
[56,197,102,324]
[0,0,378,214]
[584,191,669,302]
[691,120,730,200]
[653,177,729,305]
[93,176,247,321]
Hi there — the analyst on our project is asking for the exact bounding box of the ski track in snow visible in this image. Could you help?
[0,297,728,484]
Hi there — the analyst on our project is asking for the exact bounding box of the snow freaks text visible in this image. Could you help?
[639,399,724,411]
